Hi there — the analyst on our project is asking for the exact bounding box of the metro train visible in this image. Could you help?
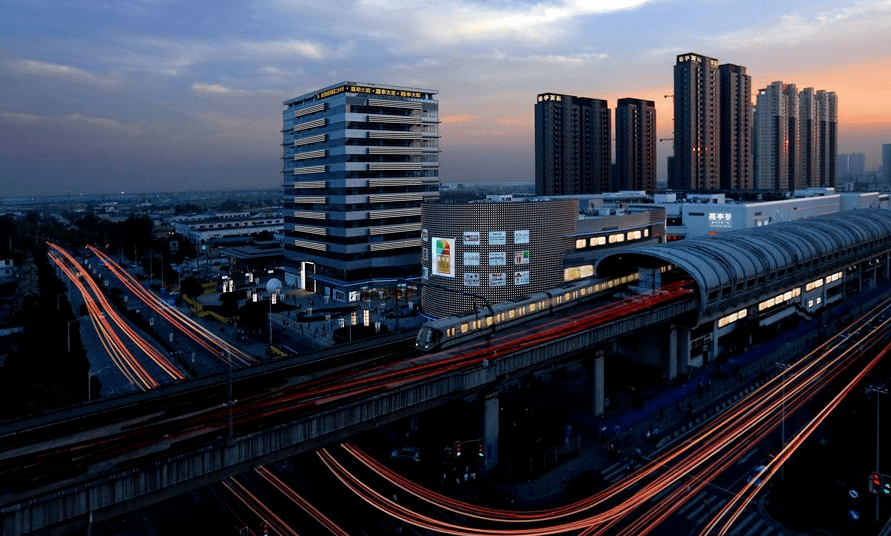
[415,272,643,352]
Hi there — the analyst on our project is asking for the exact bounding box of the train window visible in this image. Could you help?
[564,292,571,301]
[460,323,469,334]
[580,288,587,296]
[485,316,493,327]
[594,284,601,292]
[644,229,650,237]
[518,306,526,316]
[447,327,456,337]
[529,303,537,313]
[508,310,515,319]
[575,239,586,249]
[495,313,504,323]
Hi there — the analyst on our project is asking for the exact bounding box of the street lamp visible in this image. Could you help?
[867,385,888,523]
[266,278,282,346]
[774,362,790,480]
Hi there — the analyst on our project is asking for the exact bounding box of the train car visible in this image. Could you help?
[415,273,641,352]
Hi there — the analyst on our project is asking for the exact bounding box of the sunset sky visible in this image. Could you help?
[1,0,890,196]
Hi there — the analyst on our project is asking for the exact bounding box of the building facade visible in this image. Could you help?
[754,81,796,191]
[421,200,578,318]
[672,53,721,191]
[718,64,753,190]
[535,93,611,196]
[615,98,657,194]
[281,82,440,302]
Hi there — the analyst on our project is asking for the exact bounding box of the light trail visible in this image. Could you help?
[318,297,891,535]
[47,249,158,390]
[221,476,300,536]
[254,466,351,536]
[48,244,186,382]
[86,244,256,367]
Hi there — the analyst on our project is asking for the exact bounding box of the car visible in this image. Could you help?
[390,446,421,462]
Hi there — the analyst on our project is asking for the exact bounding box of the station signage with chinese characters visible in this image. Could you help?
[708,212,733,229]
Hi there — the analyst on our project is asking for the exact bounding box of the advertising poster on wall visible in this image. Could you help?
[514,229,530,244]
[488,231,506,245]
[489,251,506,266]
[515,271,530,285]
[431,237,455,278]
[464,251,480,266]
[464,273,480,287]
[514,250,529,265]
[489,273,507,287]
[463,231,480,246]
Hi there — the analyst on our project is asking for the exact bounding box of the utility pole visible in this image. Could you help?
[867,385,888,523]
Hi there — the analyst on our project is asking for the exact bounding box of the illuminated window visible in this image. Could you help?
[508,310,515,319]
[518,306,526,316]
[576,239,586,249]
[529,303,537,313]
[644,229,650,237]
[460,323,469,334]
[485,316,493,327]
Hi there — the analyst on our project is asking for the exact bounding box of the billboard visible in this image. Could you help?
[463,231,480,246]
[489,273,507,287]
[488,231,506,245]
[464,251,480,266]
[431,237,455,278]
[514,229,529,244]
[489,251,506,266]
[464,272,480,287]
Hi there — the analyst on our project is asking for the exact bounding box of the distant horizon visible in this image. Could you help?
[2,0,889,196]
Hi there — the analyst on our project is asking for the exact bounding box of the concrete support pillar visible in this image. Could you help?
[708,322,719,365]
[676,325,691,378]
[482,392,499,471]
[667,327,678,381]
[593,350,605,417]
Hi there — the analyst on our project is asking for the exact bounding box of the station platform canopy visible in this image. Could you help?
[596,209,891,318]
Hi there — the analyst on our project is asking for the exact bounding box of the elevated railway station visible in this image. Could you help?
[597,208,891,379]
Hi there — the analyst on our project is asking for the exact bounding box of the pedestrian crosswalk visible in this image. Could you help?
[673,490,783,535]
[597,461,786,535]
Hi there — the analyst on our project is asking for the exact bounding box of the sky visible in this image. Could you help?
[1,0,890,197]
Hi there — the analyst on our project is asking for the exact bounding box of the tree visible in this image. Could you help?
[181,277,203,300]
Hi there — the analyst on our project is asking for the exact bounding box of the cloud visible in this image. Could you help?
[10,59,118,86]
[1,109,142,136]
[261,0,656,50]
[191,82,253,96]
[240,38,327,60]
[714,1,891,49]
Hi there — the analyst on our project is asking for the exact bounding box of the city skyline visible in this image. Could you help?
[1,0,890,196]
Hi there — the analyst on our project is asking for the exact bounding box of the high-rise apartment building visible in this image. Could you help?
[672,53,720,191]
[281,82,440,302]
[615,98,657,193]
[535,93,611,196]
[799,88,838,188]
[837,153,865,178]
[754,81,798,191]
[755,82,837,191]
[883,144,891,186]
[719,64,752,190]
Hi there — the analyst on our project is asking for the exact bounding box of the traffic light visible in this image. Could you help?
[477,441,485,463]
[261,521,269,536]
[871,472,882,494]
[883,474,891,495]
[453,440,461,458]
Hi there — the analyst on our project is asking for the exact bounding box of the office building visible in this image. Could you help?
[535,93,611,196]
[282,82,440,302]
[672,53,721,191]
[719,64,752,190]
[616,98,657,194]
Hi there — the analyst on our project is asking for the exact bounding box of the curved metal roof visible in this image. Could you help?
[597,209,891,317]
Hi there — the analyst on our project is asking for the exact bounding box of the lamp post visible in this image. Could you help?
[867,385,888,523]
